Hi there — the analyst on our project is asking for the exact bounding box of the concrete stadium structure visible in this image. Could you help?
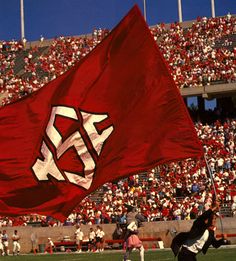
[2,218,236,254]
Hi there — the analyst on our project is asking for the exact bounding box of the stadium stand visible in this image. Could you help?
[0,15,235,105]
[0,14,236,227]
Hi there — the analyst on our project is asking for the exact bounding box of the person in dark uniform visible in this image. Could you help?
[171,201,230,261]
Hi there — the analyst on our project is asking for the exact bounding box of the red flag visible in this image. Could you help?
[0,6,203,220]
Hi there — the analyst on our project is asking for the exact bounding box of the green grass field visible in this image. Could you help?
[1,248,236,261]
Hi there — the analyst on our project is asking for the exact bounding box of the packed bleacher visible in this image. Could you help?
[0,14,235,105]
[151,13,236,88]
[0,15,236,227]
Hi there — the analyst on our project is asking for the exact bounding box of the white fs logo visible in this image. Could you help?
[32,106,113,190]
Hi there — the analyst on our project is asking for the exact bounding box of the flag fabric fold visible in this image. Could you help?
[0,5,203,220]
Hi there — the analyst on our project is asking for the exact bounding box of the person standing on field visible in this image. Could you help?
[171,201,230,261]
[0,231,3,256]
[75,224,84,253]
[123,206,145,261]
[12,230,21,255]
[2,230,9,256]
[95,225,105,252]
[87,227,96,252]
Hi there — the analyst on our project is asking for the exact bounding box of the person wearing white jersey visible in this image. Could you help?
[12,230,21,255]
[95,225,105,252]
[0,231,3,256]
[2,230,9,256]
[87,227,96,252]
[75,224,84,253]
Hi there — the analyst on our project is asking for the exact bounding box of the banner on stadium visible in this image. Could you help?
[0,5,203,220]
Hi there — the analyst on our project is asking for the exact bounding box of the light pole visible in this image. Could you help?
[178,0,183,22]
[143,0,147,21]
[20,0,25,40]
[211,0,216,18]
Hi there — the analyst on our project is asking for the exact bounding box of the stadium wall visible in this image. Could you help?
[4,217,236,254]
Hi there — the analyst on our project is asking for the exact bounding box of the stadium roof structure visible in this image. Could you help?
[180,82,236,99]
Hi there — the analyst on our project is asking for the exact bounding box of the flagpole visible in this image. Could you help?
[20,0,25,41]
[143,0,147,21]
[211,0,216,18]
[204,153,224,234]
[178,0,183,23]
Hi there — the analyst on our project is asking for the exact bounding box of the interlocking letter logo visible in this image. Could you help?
[32,106,113,189]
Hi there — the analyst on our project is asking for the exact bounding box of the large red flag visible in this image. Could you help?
[0,6,203,220]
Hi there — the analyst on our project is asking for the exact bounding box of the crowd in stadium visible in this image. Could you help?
[63,118,236,225]
[151,13,236,88]
[0,14,235,105]
[0,14,236,227]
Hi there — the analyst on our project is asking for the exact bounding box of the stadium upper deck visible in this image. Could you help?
[0,14,235,105]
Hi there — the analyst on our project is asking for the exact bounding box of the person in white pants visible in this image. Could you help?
[75,225,84,253]
[2,230,9,256]
[0,231,4,256]
[12,230,20,255]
